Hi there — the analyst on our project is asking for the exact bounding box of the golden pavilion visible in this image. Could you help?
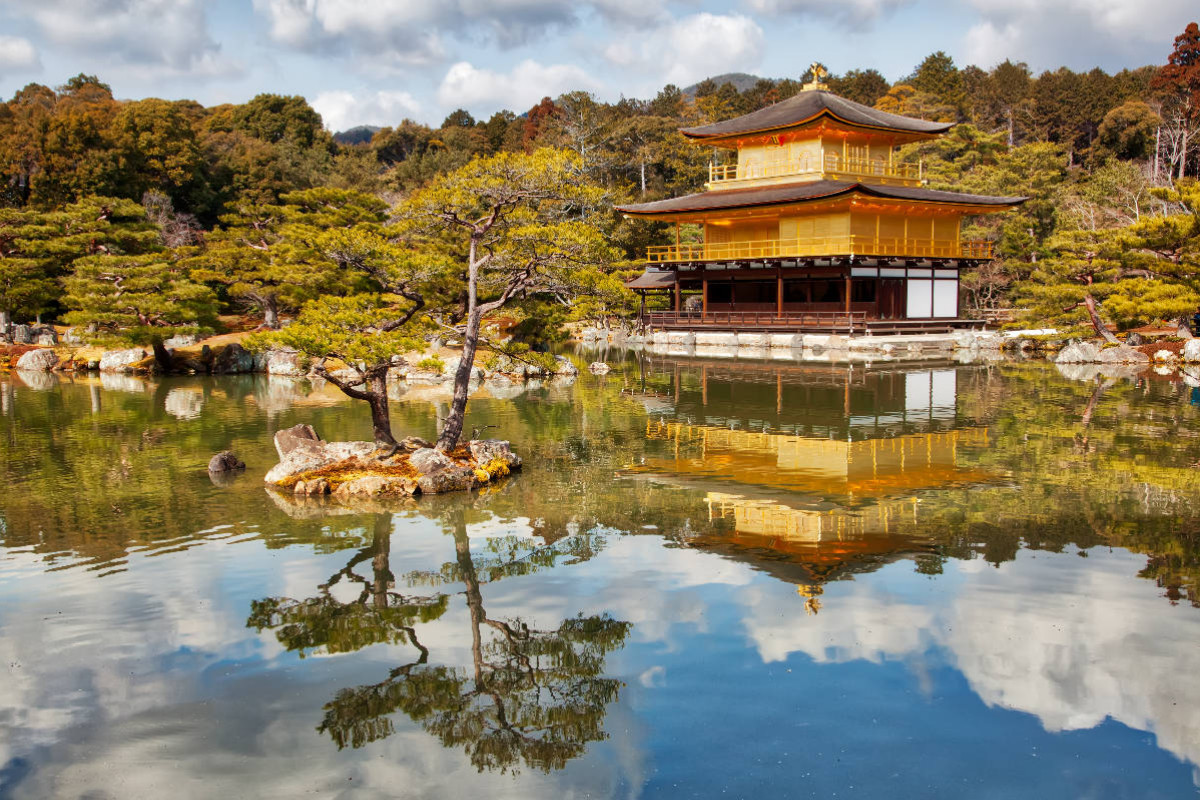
[619,67,1025,334]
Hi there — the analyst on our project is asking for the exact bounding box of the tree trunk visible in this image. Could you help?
[437,238,482,453]
[1180,128,1189,180]
[437,305,480,452]
[1082,293,1120,344]
[263,297,280,330]
[152,339,173,372]
[366,372,396,447]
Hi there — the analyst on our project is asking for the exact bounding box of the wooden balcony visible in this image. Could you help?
[708,154,923,187]
[646,235,994,264]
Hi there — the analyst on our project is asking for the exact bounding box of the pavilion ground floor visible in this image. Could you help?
[630,260,983,335]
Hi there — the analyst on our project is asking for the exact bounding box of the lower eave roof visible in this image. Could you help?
[625,269,677,289]
[617,180,1026,217]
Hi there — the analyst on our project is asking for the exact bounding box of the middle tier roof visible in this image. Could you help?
[617,179,1026,220]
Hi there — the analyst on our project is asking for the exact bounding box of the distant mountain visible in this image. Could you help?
[682,73,774,97]
[333,125,381,146]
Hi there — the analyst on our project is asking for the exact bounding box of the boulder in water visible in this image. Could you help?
[214,342,256,374]
[208,451,246,472]
[469,439,522,471]
[1153,349,1176,362]
[409,447,454,474]
[333,475,417,498]
[1054,341,1100,364]
[588,361,611,374]
[16,348,58,372]
[264,439,376,484]
[1097,346,1149,364]
[99,348,148,373]
[266,348,306,376]
[417,465,476,494]
[274,423,321,459]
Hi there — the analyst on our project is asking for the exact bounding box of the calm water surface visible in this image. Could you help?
[2,353,1199,798]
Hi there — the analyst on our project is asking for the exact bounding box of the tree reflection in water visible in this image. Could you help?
[249,508,631,773]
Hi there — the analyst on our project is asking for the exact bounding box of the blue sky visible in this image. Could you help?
[0,0,1194,131]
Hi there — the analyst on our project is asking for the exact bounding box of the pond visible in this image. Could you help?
[1,353,1199,798]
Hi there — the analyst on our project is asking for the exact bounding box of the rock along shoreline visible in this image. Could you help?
[264,423,522,501]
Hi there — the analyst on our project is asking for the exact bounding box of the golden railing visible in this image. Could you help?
[646,236,993,263]
[708,154,923,185]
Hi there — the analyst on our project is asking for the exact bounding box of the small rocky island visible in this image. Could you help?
[265,423,521,501]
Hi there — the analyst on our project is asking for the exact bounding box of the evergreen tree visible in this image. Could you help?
[1020,228,1126,341]
[256,294,430,446]
[0,208,57,335]
[62,252,218,345]
[398,148,616,451]
[188,188,388,329]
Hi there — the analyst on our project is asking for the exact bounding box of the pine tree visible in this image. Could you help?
[62,253,218,347]
[255,294,429,446]
[1020,228,1126,341]
[188,188,389,328]
[0,208,57,336]
[0,197,159,337]
[397,148,616,451]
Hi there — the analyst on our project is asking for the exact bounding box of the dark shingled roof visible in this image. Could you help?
[680,90,953,140]
[625,270,676,289]
[617,180,1025,216]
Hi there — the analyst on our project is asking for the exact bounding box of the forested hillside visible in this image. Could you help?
[1,23,1198,340]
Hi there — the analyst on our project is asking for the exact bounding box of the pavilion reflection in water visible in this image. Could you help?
[636,363,994,611]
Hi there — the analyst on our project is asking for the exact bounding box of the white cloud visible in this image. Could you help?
[962,0,1195,70]
[253,0,574,61]
[589,0,671,25]
[436,59,601,115]
[744,0,911,29]
[664,13,765,86]
[6,0,238,77]
[601,12,766,91]
[311,89,422,132]
[0,35,39,74]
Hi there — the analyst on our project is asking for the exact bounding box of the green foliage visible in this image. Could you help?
[188,188,388,326]
[233,94,326,148]
[0,207,59,323]
[62,252,218,342]
[416,356,444,372]
[253,294,429,371]
[1097,101,1160,160]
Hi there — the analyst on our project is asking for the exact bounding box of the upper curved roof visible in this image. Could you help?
[680,90,953,140]
[617,180,1026,216]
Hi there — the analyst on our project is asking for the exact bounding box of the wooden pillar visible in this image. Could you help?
[776,264,783,318]
[674,271,681,313]
[702,272,708,317]
[845,270,852,333]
